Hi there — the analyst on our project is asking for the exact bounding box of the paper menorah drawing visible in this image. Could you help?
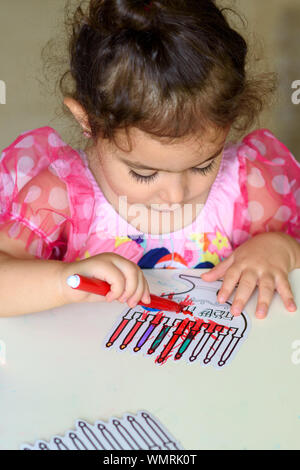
[104,274,251,369]
[21,411,182,450]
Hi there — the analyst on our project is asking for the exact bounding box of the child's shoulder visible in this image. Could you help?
[231,128,300,247]
[238,128,299,168]
[1,125,80,163]
[1,126,87,187]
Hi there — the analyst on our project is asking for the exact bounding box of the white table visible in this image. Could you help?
[0,268,300,450]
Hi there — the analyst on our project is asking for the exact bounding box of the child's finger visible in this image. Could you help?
[117,265,139,303]
[253,275,275,319]
[276,275,297,313]
[201,256,234,282]
[141,277,151,304]
[229,270,257,316]
[103,266,126,302]
[126,270,148,308]
[217,265,241,305]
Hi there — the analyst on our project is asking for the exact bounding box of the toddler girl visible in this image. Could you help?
[0,0,299,318]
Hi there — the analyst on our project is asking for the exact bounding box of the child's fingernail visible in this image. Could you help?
[256,307,266,317]
[218,295,225,303]
[288,300,297,311]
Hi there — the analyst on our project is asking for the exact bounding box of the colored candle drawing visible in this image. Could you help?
[106,310,136,348]
[174,319,204,360]
[120,312,149,350]
[103,273,250,369]
[134,313,164,352]
[156,318,191,364]
[147,317,175,355]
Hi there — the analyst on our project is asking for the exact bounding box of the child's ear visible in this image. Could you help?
[63,97,91,133]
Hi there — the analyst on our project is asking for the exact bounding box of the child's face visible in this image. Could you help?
[86,125,230,227]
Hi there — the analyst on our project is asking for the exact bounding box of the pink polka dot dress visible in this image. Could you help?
[0,126,299,269]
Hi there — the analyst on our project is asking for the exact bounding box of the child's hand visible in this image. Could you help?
[201,232,300,319]
[61,253,151,308]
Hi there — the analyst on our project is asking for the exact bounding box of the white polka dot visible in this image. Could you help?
[48,133,65,148]
[272,175,290,195]
[242,208,251,221]
[248,201,264,222]
[52,159,72,178]
[48,187,69,210]
[232,229,250,245]
[24,185,42,203]
[272,158,285,165]
[248,167,265,188]
[17,156,34,175]
[263,131,276,139]
[15,136,34,149]
[250,138,267,156]
[240,148,257,162]
[274,206,292,222]
[295,188,300,207]
[1,173,14,196]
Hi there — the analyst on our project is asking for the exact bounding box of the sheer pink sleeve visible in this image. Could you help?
[232,129,300,248]
[0,129,72,259]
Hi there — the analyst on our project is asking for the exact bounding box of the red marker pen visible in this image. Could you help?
[67,274,183,313]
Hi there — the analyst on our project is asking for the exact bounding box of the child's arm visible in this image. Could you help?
[0,251,68,317]
[0,232,150,317]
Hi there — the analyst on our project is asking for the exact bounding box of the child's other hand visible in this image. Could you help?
[201,232,299,319]
[61,253,151,308]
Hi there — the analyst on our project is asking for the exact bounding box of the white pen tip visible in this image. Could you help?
[67,274,80,289]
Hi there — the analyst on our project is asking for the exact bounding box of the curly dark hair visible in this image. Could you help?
[43,0,278,147]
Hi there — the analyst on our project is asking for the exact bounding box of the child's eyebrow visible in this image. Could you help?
[120,145,225,171]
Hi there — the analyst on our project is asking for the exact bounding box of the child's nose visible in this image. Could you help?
[159,174,186,204]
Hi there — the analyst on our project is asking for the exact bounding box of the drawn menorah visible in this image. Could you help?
[21,412,182,451]
[105,274,250,368]
[105,306,248,368]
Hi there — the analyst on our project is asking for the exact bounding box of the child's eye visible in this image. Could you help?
[190,160,216,176]
[129,170,158,183]
[129,159,216,183]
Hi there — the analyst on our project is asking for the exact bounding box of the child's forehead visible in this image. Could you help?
[111,126,228,157]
